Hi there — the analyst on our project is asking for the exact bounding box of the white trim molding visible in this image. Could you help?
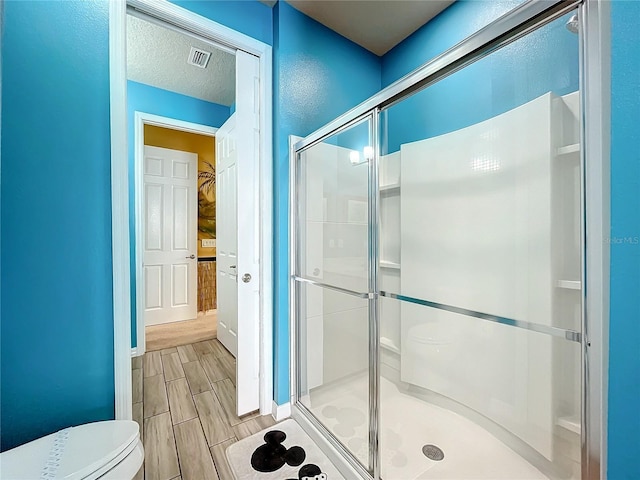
[133,112,218,356]
[258,45,275,418]
[272,401,292,422]
[137,112,218,136]
[111,0,274,419]
[110,0,132,421]
[128,0,268,56]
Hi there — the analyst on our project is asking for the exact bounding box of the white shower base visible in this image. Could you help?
[301,375,547,480]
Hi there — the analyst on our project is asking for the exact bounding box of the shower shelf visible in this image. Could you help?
[380,336,401,354]
[556,143,580,157]
[556,416,581,435]
[556,280,582,290]
[380,260,400,270]
[380,182,400,193]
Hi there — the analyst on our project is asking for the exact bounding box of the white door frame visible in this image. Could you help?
[109,0,274,420]
[134,112,218,355]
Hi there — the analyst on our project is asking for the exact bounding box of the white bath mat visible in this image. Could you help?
[226,419,346,480]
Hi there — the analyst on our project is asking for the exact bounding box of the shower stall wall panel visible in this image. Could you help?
[380,150,402,361]
[301,140,370,392]
[399,93,556,460]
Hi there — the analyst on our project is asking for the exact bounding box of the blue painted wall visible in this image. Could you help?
[381,0,526,88]
[127,80,231,347]
[1,0,114,451]
[608,1,640,477]
[272,1,382,404]
[127,81,230,348]
[170,0,273,46]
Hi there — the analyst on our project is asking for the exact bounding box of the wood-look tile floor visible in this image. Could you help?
[132,339,276,480]
[145,314,218,352]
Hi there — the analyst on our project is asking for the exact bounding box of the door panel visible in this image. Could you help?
[145,265,162,309]
[234,51,261,415]
[376,12,581,479]
[143,145,198,326]
[144,183,163,251]
[173,186,189,250]
[171,263,189,306]
[217,114,239,357]
[294,116,372,469]
[215,51,261,416]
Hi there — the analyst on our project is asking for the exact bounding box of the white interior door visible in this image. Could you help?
[143,145,198,326]
[216,114,239,357]
[216,50,261,416]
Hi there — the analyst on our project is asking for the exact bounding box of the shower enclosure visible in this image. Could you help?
[290,2,601,479]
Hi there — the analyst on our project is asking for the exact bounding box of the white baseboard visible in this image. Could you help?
[272,401,291,422]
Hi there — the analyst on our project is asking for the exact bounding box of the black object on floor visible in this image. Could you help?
[251,430,306,472]
[286,463,327,480]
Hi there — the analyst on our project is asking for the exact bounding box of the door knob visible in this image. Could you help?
[186,254,195,259]
[242,273,252,283]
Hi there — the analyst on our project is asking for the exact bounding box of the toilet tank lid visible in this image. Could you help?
[0,420,140,480]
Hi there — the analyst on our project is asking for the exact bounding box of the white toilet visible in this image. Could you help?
[0,420,144,479]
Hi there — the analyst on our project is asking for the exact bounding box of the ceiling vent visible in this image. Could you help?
[187,47,211,68]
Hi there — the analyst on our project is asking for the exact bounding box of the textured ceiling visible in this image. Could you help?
[286,0,455,56]
[127,14,235,106]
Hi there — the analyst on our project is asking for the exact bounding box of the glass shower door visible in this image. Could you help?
[377,10,582,480]
[293,116,374,472]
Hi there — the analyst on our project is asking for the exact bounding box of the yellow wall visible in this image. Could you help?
[144,124,216,258]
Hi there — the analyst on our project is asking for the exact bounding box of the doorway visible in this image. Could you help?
[110,0,274,421]
[134,115,219,352]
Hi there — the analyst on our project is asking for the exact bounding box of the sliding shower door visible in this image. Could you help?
[291,3,589,480]
[293,117,374,471]
[377,10,582,480]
